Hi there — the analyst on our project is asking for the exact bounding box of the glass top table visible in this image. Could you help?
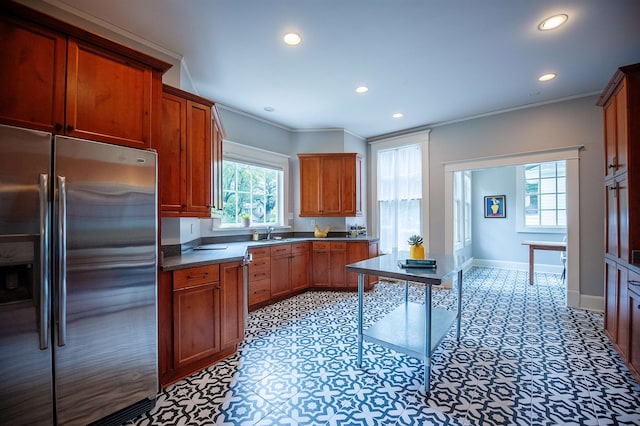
[346,251,467,396]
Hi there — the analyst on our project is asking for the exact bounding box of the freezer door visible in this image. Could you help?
[0,125,54,425]
[53,136,158,425]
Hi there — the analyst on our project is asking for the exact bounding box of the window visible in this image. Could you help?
[516,160,566,232]
[219,141,289,228]
[453,170,472,249]
[377,144,422,253]
[222,161,281,226]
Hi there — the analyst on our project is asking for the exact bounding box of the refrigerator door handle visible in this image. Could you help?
[57,176,67,347]
[39,174,50,350]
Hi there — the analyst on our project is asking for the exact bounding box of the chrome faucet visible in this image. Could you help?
[266,226,275,240]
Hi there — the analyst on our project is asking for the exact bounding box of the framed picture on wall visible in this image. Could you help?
[484,195,506,218]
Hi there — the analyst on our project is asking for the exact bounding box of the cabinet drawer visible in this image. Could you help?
[248,278,271,305]
[249,257,271,272]
[629,269,640,297]
[292,242,309,254]
[331,242,347,251]
[173,264,220,290]
[313,241,331,252]
[249,247,270,259]
[249,268,270,282]
[271,244,291,257]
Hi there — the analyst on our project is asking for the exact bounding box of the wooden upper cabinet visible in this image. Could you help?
[158,85,216,217]
[65,39,155,148]
[0,3,171,148]
[0,16,66,132]
[185,100,213,214]
[159,91,187,211]
[211,106,226,215]
[298,153,362,217]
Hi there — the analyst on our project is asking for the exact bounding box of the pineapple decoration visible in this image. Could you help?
[407,234,425,259]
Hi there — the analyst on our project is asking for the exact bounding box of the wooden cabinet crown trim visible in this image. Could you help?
[163,84,215,107]
[597,62,640,106]
[1,0,172,72]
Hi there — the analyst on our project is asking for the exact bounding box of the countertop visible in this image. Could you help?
[161,236,379,271]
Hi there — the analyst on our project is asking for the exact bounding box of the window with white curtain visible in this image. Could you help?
[377,144,422,253]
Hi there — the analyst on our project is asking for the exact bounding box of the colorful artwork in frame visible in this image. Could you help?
[484,195,506,218]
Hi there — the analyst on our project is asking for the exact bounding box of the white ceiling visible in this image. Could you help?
[41,0,640,138]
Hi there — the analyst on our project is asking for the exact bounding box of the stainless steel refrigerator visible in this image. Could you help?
[0,124,158,425]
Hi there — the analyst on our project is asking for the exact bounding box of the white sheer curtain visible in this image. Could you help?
[377,144,422,253]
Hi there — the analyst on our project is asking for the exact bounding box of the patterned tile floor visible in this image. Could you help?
[127,267,640,425]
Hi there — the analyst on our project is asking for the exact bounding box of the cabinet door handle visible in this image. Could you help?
[187,273,209,279]
[54,123,63,132]
[66,125,74,132]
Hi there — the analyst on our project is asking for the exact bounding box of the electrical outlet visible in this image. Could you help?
[310,219,316,226]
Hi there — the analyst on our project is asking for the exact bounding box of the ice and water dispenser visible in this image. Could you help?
[0,236,36,305]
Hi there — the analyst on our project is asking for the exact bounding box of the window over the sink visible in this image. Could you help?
[220,141,289,228]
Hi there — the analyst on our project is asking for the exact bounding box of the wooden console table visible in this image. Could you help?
[346,251,467,395]
[521,240,566,285]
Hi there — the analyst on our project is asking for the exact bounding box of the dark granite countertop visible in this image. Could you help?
[161,236,379,271]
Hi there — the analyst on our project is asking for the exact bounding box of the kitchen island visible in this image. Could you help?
[347,251,468,396]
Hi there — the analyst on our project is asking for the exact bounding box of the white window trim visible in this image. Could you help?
[217,140,290,230]
[515,162,566,234]
[370,130,430,251]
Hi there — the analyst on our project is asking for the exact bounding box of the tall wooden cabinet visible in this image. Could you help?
[598,62,640,383]
[0,3,170,148]
[298,153,362,217]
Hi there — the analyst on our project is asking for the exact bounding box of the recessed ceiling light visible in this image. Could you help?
[538,14,568,31]
[283,32,301,46]
[538,73,557,82]
[392,113,404,119]
[264,106,275,112]
[355,86,369,94]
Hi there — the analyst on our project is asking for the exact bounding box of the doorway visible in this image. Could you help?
[443,146,581,308]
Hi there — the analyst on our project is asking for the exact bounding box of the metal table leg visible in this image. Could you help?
[456,269,462,340]
[357,273,364,367]
[424,284,432,395]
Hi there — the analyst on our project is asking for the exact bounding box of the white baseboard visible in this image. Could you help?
[579,294,604,312]
[472,258,564,274]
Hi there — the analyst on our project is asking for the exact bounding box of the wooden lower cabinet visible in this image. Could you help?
[628,269,640,379]
[291,243,310,291]
[248,247,271,309]
[605,257,620,343]
[330,242,347,287]
[312,242,331,288]
[173,282,220,368]
[247,240,377,310]
[159,261,244,388]
[271,244,292,298]
[313,240,378,290]
[220,261,245,349]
